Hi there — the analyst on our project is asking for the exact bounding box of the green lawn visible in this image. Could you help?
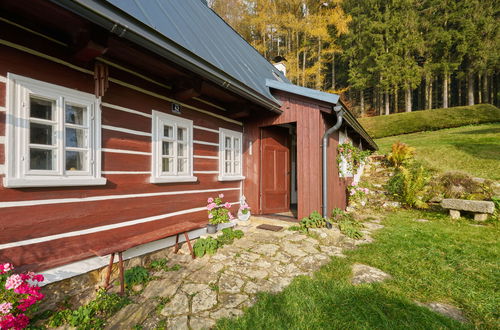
[217,210,500,329]
[375,123,500,181]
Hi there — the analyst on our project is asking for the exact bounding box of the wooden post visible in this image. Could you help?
[118,252,124,295]
[104,253,115,289]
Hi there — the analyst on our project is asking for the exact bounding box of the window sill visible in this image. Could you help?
[3,177,107,188]
[150,176,198,184]
[218,175,246,182]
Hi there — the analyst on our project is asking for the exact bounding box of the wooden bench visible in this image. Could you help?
[90,221,206,294]
[441,199,495,221]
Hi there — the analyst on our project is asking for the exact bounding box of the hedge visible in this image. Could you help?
[359,104,500,138]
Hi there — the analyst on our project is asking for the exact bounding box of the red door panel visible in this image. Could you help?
[261,127,290,214]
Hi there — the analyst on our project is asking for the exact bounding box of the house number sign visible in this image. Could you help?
[172,103,182,114]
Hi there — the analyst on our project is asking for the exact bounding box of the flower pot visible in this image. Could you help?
[207,223,217,234]
[237,210,251,221]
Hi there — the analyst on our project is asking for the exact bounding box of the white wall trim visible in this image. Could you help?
[194,140,219,147]
[102,102,152,118]
[102,125,151,137]
[0,201,238,250]
[0,187,240,209]
[0,106,6,112]
[102,171,151,175]
[194,171,219,174]
[193,125,219,134]
[0,75,6,83]
[102,148,151,156]
[0,164,4,175]
[194,155,218,160]
[0,136,4,144]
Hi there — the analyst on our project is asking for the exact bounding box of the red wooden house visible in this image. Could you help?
[0,0,376,282]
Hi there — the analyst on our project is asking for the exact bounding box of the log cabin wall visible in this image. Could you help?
[243,91,341,220]
[0,41,243,271]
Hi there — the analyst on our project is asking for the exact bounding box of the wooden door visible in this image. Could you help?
[261,126,290,214]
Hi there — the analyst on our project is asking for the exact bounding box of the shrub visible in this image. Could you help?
[124,266,150,287]
[387,142,415,168]
[299,211,327,230]
[348,181,370,201]
[149,259,181,272]
[387,163,431,209]
[206,193,233,225]
[193,237,219,258]
[359,104,500,138]
[0,263,45,329]
[330,208,364,239]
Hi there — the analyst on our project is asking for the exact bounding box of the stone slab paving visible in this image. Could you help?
[104,219,383,329]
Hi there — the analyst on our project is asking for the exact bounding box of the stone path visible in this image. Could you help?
[105,218,382,329]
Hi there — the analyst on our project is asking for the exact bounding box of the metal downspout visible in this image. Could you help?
[322,106,344,218]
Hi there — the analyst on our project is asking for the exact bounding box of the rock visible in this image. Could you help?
[187,267,220,285]
[191,288,218,313]
[251,243,280,256]
[210,308,243,320]
[449,209,461,219]
[267,277,293,292]
[474,213,488,221]
[414,218,429,222]
[160,293,189,316]
[243,281,260,294]
[181,283,209,295]
[281,243,307,257]
[105,300,155,329]
[218,294,248,308]
[351,264,392,285]
[273,252,293,264]
[219,273,245,293]
[441,199,494,214]
[131,284,143,292]
[190,317,216,330]
[167,315,189,330]
[296,255,323,272]
[417,302,468,323]
[382,201,401,208]
[142,273,183,299]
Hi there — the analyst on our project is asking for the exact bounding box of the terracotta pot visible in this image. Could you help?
[207,223,217,234]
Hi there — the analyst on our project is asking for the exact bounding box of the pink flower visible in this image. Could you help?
[350,190,356,196]
[207,197,214,204]
[363,188,369,194]
[0,302,12,315]
[5,274,23,290]
[228,212,234,219]
[0,263,13,274]
[339,148,344,152]
[224,202,231,209]
[208,213,214,219]
[206,202,217,211]
[218,193,224,198]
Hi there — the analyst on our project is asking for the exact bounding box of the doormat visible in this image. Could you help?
[256,224,283,232]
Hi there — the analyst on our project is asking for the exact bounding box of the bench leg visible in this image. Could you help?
[174,233,180,253]
[104,253,115,290]
[449,209,460,219]
[118,252,125,295]
[474,213,488,221]
[184,232,195,259]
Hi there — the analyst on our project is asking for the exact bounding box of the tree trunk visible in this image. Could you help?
[405,86,412,112]
[482,72,488,103]
[425,75,432,109]
[428,78,433,109]
[302,50,307,87]
[331,53,336,90]
[467,70,474,106]
[394,89,398,113]
[360,90,365,115]
[317,38,322,90]
[443,72,449,108]
[384,92,390,115]
[457,77,462,106]
[478,73,482,103]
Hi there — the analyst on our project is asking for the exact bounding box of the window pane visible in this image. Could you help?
[225,161,232,174]
[162,158,173,173]
[30,148,53,170]
[178,143,186,157]
[30,123,53,145]
[234,161,241,174]
[177,127,186,142]
[162,142,173,156]
[178,158,187,174]
[66,151,86,171]
[225,149,232,161]
[234,138,240,149]
[30,97,53,120]
[163,125,173,138]
[225,137,231,148]
[65,104,86,125]
[65,128,87,148]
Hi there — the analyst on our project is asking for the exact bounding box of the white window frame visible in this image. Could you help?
[4,73,105,188]
[150,110,197,183]
[218,128,244,181]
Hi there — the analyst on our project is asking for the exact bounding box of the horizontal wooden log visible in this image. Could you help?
[102,129,150,153]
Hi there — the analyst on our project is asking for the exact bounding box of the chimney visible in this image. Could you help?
[272,56,287,77]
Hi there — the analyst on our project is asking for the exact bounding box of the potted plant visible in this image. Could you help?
[206,194,232,234]
[237,199,251,221]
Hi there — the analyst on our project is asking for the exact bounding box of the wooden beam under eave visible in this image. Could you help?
[228,109,251,119]
[173,80,203,101]
[73,40,107,62]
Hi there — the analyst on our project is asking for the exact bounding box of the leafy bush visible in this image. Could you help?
[193,237,219,258]
[124,266,150,287]
[359,104,500,138]
[47,289,130,329]
[387,163,431,209]
[330,208,364,239]
[217,228,244,246]
[299,211,327,231]
[387,142,415,168]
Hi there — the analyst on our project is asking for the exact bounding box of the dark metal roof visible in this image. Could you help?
[266,79,340,105]
[103,0,288,104]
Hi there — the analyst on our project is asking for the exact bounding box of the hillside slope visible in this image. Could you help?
[359,104,500,138]
[375,123,500,181]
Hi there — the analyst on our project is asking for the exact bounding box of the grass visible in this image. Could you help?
[375,123,500,180]
[359,104,500,138]
[216,210,499,329]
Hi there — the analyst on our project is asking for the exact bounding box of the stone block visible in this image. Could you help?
[441,199,495,214]
[449,209,461,219]
[474,213,488,221]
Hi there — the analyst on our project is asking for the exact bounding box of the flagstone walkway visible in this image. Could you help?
[105,219,380,330]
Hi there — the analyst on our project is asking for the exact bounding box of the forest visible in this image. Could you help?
[209,0,499,117]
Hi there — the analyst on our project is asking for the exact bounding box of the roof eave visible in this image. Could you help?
[49,0,283,114]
